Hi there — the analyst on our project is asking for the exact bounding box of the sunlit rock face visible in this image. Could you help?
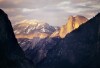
[37,13,100,68]
[14,20,59,39]
[0,9,34,68]
[73,15,88,29]
[51,15,88,38]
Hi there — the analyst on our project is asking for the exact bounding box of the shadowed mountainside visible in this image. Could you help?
[16,15,88,65]
[0,9,34,68]
[36,13,100,68]
[17,37,61,64]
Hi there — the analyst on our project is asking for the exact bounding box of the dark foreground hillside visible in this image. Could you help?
[36,13,100,68]
[0,9,34,68]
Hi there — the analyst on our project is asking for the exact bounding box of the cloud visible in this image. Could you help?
[10,15,25,21]
[0,0,100,26]
[57,1,71,6]
[22,8,40,13]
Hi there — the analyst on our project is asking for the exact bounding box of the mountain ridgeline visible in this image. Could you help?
[36,13,100,68]
[15,15,88,65]
[51,15,88,38]
[14,15,87,39]
[16,13,100,68]
[0,9,34,68]
[14,21,60,39]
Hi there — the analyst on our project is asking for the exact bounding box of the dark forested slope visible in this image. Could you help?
[37,13,100,68]
[0,9,34,68]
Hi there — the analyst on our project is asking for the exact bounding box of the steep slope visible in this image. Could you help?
[37,13,100,68]
[14,20,59,39]
[18,37,41,51]
[18,37,61,64]
[51,15,88,38]
[0,9,34,68]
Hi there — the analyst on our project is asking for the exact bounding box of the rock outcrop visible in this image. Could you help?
[51,15,88,38]
[0,9,34,68]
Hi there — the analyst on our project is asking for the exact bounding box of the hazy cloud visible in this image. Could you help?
[0,0,100,26]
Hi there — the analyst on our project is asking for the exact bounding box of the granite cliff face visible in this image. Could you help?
[37,13,100,68]
[51,15,88,38]
[0,9,34,68]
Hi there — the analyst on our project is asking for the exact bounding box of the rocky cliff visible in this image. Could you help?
[0,9,34,68]
[51,15,88,38]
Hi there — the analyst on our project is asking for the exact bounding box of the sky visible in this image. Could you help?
[0,0,100,26]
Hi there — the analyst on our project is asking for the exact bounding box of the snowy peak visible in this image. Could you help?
[13,20,59,39]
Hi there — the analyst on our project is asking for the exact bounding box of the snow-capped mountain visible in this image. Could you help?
[13,20,59,39]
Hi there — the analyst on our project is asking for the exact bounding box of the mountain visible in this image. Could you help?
[36,13,100,68]
[14,20,61,64]
[14,20,59,39]
[16,15,88,65]
[0,9,34,68]
[14,15,87,39]
[51,15,88,38]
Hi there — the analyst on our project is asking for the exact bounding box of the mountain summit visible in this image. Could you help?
[51,15,88,38]
[14,20,59,39]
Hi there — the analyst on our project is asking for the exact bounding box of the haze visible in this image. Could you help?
[0,0,100,26]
